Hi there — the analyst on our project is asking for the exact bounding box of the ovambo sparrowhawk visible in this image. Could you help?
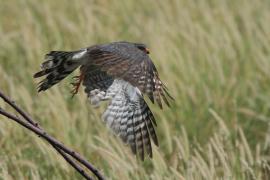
[34,41,173,160]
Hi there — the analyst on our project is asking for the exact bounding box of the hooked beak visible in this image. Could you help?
[145,48,150,54]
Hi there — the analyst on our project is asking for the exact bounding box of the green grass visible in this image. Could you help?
[1,0,270,179]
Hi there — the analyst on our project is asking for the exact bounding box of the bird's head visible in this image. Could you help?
[134,43,150,54]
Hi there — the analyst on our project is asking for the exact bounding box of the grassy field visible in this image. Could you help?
[1,0,270,179]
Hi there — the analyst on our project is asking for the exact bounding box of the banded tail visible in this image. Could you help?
[34,49,87,92]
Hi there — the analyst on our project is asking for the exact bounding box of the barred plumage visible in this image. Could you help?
[34,41,173,160]
[97,79,158,159]
[34,49,87,92]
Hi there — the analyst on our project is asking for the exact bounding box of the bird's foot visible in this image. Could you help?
[71,73,84,97]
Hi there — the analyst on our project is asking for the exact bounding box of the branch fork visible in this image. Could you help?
[0,90,105,180]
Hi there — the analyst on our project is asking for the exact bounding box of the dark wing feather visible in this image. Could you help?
[88,47,173,108]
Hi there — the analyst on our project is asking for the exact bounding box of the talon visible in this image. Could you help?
[71,73,85,97]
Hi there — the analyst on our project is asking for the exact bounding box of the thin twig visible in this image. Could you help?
[53,146,93,180]
[0,108,95,180]
[0,91,36,126]
[0,90,104,179]
[0,91,94,180]
[0,90,105,180]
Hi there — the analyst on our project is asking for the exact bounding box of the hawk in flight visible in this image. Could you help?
[34,41,173,160]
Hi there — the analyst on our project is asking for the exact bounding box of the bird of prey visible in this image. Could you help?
[34,41,173,160]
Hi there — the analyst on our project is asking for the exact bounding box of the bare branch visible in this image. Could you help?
[0,90,105,180]
[53,146,94,180]
[0,91,94,179]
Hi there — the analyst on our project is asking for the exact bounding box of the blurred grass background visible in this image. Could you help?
[1,0,270,179]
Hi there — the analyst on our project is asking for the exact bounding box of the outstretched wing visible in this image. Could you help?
[87,45,173,108]
[102,79,158,160]
[81,65,158,160]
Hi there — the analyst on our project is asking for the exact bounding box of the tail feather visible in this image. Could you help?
[34,50,86,92]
